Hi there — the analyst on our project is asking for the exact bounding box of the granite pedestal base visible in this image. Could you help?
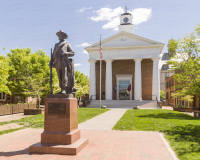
[29,95,88,155]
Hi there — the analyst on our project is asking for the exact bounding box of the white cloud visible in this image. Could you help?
[89,7,152,31]
[132,8,152,25]
[77,7,93,12]
[74,63,81,67]
[102,17,119,30]
[90,7,123,21]
[76,42,91,47]
[82,50,88,54]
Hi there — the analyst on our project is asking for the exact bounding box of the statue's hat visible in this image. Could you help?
[56,30,68,39]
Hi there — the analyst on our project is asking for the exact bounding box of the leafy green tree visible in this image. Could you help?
[167,24,200,59]
[167,23,200,108]
[0,56,11,94]
[171,89,194,107]
[160,89,165,100]
[74,70,89,98]
[7,48,59,106]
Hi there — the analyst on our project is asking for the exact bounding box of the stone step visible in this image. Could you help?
[88,100,158,109]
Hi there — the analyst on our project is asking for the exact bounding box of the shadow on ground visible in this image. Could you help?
[0,148,29,157]
[163,124,200,158]
[138,112,198,120]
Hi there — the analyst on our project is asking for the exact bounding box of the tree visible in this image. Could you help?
[160,89,165,100]
[167,23,200,108]
[171,89,194,107]
[0,56,11,94]
[74,70,89,98]
[7,48,59,106]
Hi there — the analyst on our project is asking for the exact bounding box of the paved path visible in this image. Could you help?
[78,109,127,130]
[0,113,32,123]
[0,129,177,160]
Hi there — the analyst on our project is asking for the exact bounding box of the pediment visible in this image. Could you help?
[86,31,163,49]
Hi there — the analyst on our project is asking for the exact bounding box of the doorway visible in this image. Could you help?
[116,74,133,100]
[119,80,130,100]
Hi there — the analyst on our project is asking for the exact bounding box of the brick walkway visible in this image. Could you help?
[0,128,176,160]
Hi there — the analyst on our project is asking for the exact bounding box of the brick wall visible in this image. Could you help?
[141,59,153,100]
[165,75,175,106]
[112,60,135,100]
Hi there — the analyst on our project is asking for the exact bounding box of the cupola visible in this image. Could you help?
[118,6,134,33]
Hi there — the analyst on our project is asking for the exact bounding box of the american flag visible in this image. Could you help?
[99,35,103,59]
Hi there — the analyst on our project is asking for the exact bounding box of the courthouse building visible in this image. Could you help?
[85,11,165,108]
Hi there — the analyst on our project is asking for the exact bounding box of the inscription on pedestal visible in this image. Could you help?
[48,103,66,115]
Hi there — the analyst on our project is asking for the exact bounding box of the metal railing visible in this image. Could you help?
[152,95,160,109]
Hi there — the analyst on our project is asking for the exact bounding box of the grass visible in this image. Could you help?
[113,109,200,160]
[0,127,25,135]
[78,108,109,123]
[0,108,109,133]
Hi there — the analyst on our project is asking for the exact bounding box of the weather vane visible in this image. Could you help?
[125,6,128,13]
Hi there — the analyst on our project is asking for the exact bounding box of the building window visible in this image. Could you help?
[166,92,168,99]
[7,94,11,101]
[170,91,173,99]
[164,73,169,77]
[166,81,168,89]
[162,65,169,70]
[14,96,25,103]
[0,93,6,101]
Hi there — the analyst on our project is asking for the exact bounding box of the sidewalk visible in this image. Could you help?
[78,109,127,130]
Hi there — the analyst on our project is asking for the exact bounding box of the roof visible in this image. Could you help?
[161,53,170,61]
[121,13,131,16]
[85,31,165,53]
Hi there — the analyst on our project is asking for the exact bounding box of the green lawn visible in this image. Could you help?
[0,108,109,134]
[113,109,200,160]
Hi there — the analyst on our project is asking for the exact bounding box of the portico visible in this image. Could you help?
[88,57,161,101]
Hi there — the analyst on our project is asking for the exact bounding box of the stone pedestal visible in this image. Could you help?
[29,94,88,155]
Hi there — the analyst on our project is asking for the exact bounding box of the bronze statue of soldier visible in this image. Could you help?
[50,30,77,94]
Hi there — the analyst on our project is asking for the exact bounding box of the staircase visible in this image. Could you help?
[88,100,158,109]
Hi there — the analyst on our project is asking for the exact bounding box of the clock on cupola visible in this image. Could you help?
[118,6,134,33]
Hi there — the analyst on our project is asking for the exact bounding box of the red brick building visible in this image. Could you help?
[165,75,200,108]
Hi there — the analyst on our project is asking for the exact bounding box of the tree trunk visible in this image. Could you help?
[37,95,40,109]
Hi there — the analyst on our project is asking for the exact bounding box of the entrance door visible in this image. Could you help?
[119,80,130,100]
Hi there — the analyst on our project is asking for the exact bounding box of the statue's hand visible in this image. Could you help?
[49,61,55,68]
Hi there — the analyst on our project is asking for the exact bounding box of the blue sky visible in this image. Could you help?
[0,0,200,76]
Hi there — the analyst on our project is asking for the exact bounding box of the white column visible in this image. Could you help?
[151,57,160,101]
[105,59,113,100]
[89,60,97,100]
[134,58,142,100]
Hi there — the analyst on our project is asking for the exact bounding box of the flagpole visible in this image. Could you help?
[99,34,102,110]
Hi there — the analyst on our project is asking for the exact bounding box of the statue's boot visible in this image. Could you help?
[72,87,78,92]
[61,89,66,94]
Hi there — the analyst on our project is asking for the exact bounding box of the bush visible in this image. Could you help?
[177,105,188,108]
